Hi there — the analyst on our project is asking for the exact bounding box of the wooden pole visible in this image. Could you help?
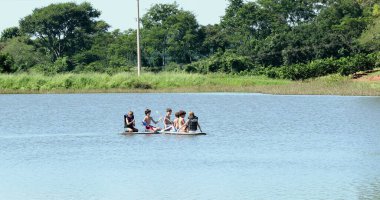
[136,0,142,76]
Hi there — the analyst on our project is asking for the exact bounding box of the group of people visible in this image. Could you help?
[124,108,202,133]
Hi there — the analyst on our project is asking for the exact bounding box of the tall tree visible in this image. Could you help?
[19,2,104,61]
[141,3,201,67]
[221,1,278,55]
[257,0,322,26]
[199,24,229,57]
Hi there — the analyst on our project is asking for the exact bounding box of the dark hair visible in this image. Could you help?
[145,109,151,115]
[179,110,186,116]
[166,108,172,112]
[175,112,180,118]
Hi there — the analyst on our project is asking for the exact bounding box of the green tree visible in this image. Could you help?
[141,3,201,67]
[1,37,49,71]
[358,16,380,51]
[199,24,229,57]
[19,2,104,61]
[257,0,322,26]
[107,29,137,68]
[72,29,137,73]
[0,27,21,42]
[223,0,244,23]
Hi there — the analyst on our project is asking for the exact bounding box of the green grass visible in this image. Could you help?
[0,72,379,95]
[369,70,380,76]
[253,74,380,96]
[363,69,380,90]
[0,72,291,93]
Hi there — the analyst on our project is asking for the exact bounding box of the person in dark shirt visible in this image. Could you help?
[124,111,138,132]
[186,112,202,133]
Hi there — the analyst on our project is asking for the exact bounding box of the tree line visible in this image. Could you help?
[0,0,380,79]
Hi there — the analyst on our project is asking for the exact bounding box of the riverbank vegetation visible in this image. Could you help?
[1,72,379,96]
[1,0,380,95]
[0,72,290,93]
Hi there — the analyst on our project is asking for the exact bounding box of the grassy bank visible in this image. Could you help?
[254,74,380,96]
[0,72,379,96]
[0,72,290,93]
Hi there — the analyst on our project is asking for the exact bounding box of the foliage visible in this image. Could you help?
[19,2,104,61]
[338,54,377,75]
[0,27,21,42]
[358,16,380,51]
[0,1,378,78]
[0,37,49,72]
[184,52,254,74]
[0,53,14,73]
[198,24,229,57]
[260,54,377,80]
[0,72,291,92]
[163,62,182,72]
[141,3,201,67]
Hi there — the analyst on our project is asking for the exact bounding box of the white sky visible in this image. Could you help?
[0,0,229,33]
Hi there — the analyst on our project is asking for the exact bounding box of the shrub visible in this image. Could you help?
[338,54,376,76]
[184,64,197,73]
[0,53,14,73]
[183,52,254,74]
[73,61,105,73]
[52,57,71,73]
[367,51,380,68]
[72,51,101,66]
[263,54,377,80]
[164,62,182,72]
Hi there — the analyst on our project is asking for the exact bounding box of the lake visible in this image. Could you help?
[0,93,379,200]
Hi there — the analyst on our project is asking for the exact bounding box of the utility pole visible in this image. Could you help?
[136,0,142,76]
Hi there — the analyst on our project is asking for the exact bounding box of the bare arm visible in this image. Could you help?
[151,117,158,124]
[126,118,133,125]
[164,116,172,124]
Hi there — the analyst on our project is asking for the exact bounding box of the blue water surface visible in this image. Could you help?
[0,93,379,200]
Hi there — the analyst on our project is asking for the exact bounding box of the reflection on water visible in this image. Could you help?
[358,178,380,200]
[0,93,379,200]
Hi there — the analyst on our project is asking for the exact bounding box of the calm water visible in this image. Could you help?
[0,93,379,200]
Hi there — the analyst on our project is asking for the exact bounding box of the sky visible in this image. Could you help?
[0,0,229,33]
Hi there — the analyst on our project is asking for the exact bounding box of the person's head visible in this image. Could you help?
[166,108,172,114]
[145,109,151,116]
[189,111,194,118]
[179,110,186,117]
[175,112,180,118]
[128,111,134,116]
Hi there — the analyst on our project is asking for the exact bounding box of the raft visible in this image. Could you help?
[122,131,206,135]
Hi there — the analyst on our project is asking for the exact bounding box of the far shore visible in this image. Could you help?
[0,72,379,96]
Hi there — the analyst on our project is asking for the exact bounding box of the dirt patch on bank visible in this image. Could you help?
[354,69,380,82]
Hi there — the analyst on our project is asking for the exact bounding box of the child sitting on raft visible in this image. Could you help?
[173,112,180,130]
[186,111,202,133]
[124,111,138,132]
[163,108,175,131]
[177,110,188,132]
[143,109,162,133]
